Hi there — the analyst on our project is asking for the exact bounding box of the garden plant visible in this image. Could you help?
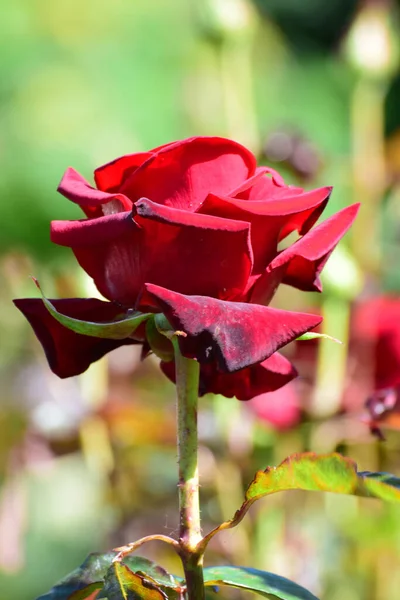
[14,136,400,600]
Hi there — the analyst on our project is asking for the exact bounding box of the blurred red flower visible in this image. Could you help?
[349,296,400,437]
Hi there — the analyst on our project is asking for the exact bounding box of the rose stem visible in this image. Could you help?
[173,338,205,600]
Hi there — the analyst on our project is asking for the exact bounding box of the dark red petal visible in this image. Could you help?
[160,352,297,400]
[251,203,360,304]
[118,136,257,211]
[143,284,322,372]
[13,298,135,378]
[51,211,135,246]
[233,167,304,201]
[51,200,252,307]
[94,152,154,193]
[198,186,331,274]
[58,168,132,218]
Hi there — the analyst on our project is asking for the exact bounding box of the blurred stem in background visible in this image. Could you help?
[212,397,252,563]
[350,77,387,274]
[193,0,260,151]
[76,275,115,480]
[346,0,399,274]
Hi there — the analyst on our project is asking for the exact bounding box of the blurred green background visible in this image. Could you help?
[2,0,400,598]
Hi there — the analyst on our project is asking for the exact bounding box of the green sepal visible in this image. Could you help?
[203,566,319,600]
[296,332,341,344]
[246,452,400,502]
[34,279,151,340]
[146,317,174,361]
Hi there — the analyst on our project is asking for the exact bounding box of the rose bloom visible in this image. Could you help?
[14,137,359,400]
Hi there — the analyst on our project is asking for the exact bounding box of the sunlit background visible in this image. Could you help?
[2,0,400,598]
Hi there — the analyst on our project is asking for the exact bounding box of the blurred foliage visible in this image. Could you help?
[2,0,400,599]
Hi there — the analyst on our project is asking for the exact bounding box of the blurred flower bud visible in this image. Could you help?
[321,244,364,300]
[192,0,255,43]
[344,0,400,79]
[262,128,322,182]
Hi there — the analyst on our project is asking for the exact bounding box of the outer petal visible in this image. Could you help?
[250,203,360,304]
[94,152,154,193]
[13,298,135,378]
[58,167,133,218]
[232,167,304,201]
[198,186,331,274]
[118,136,257,211]
[160,352,297,401]
[51,199,253,307]
[142,284,322,372]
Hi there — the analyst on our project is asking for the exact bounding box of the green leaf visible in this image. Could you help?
[246,453,400,502]
[34,279,152,340]
[296,332,341,344]
[102,563,168,600]
[203,566,319,600]
[122,556,182,599]
[35,553,180,600]
[35,552,116,599]
[68,583,103,600]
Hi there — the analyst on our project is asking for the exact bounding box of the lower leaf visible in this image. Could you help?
[204,566,319,600]
[68,583,103,600]
[35,553,180,600]
[102,563,168,600]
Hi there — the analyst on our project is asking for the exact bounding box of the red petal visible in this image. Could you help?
[13,298,135,378]
[58,168,132,218]
[251,203,360,304]
[118,136,256,211]
[160,352,297,400]
[94,152,154,192]
[199,186,331,274]
[233,167,304,201]
[143,284,322,372]
[51,211,135,246]
[51,200,252,307]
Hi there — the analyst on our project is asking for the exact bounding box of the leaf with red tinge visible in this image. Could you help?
[68,583,103,600]
[35,553,180,600]
[246,452,400,502]
[203,566,319,600]
[102,563,168,600]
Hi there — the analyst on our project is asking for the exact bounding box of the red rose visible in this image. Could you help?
[14,137,359,400]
